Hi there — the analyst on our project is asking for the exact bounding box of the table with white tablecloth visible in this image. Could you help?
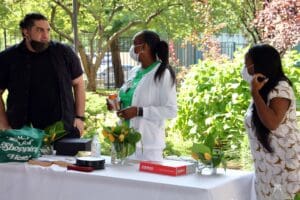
[0,156,256,200]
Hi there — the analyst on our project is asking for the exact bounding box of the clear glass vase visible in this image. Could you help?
[40,144,54,155]
[110,142,129,165]
[197,162,217,175]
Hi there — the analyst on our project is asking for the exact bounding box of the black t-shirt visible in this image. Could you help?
[0,40,84,131]
[26,48,61,129]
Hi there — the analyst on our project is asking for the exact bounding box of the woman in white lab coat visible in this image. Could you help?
[116,30,177,161]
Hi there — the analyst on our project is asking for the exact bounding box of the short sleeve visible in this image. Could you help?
[268,81,293,101]
[63,44,83,80]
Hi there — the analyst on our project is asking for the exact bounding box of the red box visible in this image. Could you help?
[139,160,196,176]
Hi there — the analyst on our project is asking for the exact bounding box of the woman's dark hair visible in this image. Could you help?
[136,30,176,85]
[246,44,292,153]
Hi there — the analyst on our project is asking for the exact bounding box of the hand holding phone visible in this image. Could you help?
[251,73,269,95]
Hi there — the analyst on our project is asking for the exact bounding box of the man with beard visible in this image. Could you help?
[0,13,85,138]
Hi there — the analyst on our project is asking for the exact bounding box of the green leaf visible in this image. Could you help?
[204,133,215,149]
[43,121,66,145]
[192,143,211,154]
[127,143,136,156]
[44,121,65,135]
[126,132,141,144]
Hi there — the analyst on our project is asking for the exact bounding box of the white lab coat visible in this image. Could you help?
[121,63,177,161]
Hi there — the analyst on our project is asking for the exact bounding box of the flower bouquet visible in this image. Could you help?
[102,122,141,164]
[40,121,66,155]
[191,134,226,174]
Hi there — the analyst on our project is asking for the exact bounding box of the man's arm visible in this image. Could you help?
[0,89,10,130]
[72,75,85,136]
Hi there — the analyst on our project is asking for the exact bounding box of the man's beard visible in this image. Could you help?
[30,40,49,52]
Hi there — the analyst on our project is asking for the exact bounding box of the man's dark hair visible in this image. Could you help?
[19,13,47,30]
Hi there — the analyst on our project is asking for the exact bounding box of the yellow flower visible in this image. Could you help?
[43,137,49,143]
[51,133,56,141]
[102,130,109,138]
[108,134,115,142]
[204,152,212,161]
[192,152,199,160]
[119,134,125,142]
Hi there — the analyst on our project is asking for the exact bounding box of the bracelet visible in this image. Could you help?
[75,115,86,121]
[137,107,143,117]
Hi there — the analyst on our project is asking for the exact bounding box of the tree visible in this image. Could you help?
[165,0,232,61]
[254,0,300,54]
[110,37,123,88]
[227,0,264,44]
[47,0,184,91]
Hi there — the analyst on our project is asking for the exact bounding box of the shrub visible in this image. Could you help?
[173,55,249,161]
[83,91,118,155]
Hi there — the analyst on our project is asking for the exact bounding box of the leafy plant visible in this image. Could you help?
[43,121,66,145]
[102,122,141,157]
[191,133,226,169]
[173,52,249,161]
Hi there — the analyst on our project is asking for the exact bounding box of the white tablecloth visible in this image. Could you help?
[0,156,256,200]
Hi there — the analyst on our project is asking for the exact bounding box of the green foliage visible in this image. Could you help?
[294,192,300,200]
[102,122,142,156]
[174,57,249,160]
[192,143,211,155]
[191,134,227,169]
[240,135,253,170]
[83,91,118,155]
[163,141,181,157]
[282,50,300,99]
[84,91,117,136]
[43,121,66,145]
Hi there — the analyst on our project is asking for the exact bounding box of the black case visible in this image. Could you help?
[54,138,91,156]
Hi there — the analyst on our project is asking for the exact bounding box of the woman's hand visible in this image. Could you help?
[251,73,268,96]
[106,98,113,111]
[117,107,138,120]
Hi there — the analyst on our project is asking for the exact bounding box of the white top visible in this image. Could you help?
[245,81,300,200]
[121,63,177,161]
